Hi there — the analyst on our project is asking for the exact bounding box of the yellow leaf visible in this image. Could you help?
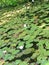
[0,59,5,65]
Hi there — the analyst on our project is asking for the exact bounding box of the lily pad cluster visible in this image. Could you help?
[0,3,49,65]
